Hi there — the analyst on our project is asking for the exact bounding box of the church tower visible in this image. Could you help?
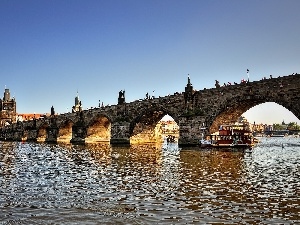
[72,92,82,113]
[0,88,17,127]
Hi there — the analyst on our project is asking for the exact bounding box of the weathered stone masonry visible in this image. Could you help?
[0,74,299,146]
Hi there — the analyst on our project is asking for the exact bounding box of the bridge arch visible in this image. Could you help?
[130,106,178,143]
[37,122,49,142]
[209,93,300,133]
[57,119,74,142]
[85,113,111,143]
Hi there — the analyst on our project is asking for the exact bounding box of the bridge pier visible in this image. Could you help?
[45,126,58,143]
[12,122,24,141]
[70,112,87,144]
[70,120,87,144]
[25,119,38,141]
[4,127,14,141]
[178,116,207,146]
[45,117,58,143]
[13,130,23,141]
[110,122,130,145]
[27,129,38,141]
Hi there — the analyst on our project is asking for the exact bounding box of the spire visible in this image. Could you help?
[75,91,80,105]
[72,90,82,113]
[184,73,194,106]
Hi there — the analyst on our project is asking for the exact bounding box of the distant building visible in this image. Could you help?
[251,123,270,133]
[17,113,49,121]
[0,88,17,127]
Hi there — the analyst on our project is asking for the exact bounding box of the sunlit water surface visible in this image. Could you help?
[0,137,299,224]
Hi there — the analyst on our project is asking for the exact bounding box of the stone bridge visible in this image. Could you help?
[1,74,299,146]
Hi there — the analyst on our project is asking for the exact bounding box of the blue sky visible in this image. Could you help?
[0,0,299,124]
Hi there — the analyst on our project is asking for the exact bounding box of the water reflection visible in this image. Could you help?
[0,138,299,224]
[242,137,300,222]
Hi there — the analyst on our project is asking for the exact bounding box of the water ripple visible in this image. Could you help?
[0,138,299,224]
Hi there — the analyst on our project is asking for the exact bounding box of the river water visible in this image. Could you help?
[0,137,299,224]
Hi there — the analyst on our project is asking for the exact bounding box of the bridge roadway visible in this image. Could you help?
[0,74,299,146]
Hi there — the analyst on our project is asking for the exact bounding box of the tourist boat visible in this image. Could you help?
[200,123,256,148]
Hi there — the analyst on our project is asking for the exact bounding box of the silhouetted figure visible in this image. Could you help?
[51,106,55,116]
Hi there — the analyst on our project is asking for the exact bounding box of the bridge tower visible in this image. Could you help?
[0,88,17,127]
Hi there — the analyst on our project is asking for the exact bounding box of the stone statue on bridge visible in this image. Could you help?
[51,106,55,116]
[118,90,125,105]
[215,80,220,88]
